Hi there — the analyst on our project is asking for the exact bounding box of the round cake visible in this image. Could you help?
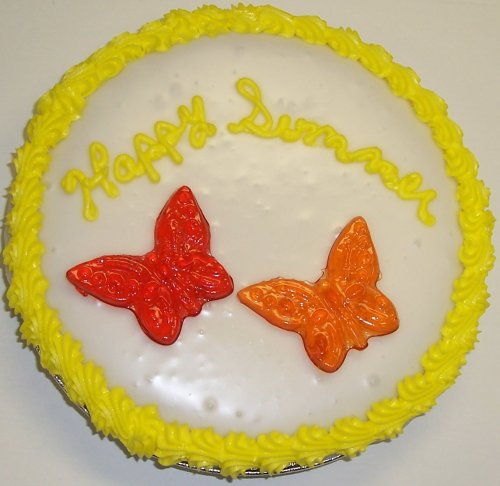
[3,4,494,478]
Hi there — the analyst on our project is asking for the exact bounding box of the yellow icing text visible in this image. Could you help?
[228,78,437,226]
[61,95,216,220]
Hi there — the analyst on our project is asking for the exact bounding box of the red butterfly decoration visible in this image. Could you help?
[238,217,399,373]
[67,186,234,345]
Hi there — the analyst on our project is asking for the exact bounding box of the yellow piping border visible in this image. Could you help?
[2,4,495,478]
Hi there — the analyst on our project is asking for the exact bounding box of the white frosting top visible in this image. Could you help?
[40,35,461,436]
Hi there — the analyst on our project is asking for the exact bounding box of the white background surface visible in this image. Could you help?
[1,0,499,485]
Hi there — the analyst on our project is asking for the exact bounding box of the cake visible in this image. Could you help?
[2,4,494,478]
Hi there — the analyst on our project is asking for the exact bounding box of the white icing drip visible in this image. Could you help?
[40,35,461,436]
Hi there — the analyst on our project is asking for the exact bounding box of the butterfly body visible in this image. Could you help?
[238,217,399,372]
[67,186,234,345]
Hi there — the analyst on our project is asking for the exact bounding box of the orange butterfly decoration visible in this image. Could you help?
[238,217,399,373]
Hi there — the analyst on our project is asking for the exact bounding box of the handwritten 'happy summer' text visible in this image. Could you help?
[61,78,436,225]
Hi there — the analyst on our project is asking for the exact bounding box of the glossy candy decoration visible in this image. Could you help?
[238,217,399,372]
[67,186,234,344]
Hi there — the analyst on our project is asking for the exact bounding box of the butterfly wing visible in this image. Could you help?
[238,279,349,372]
[66,254,183,345]
[133,282,184,345]
[179,253,234,302]
[154,185,210,255]
[66,255,148,307]
[326,216,399,340]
